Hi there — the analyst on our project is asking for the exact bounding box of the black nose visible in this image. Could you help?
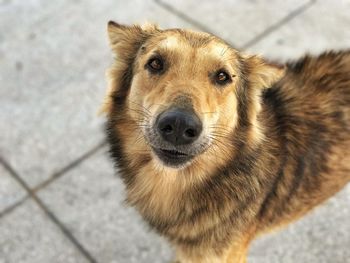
[156,108,202,145]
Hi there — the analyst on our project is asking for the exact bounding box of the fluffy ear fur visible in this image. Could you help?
[99,21,158,115]
[107,21,157,58]
[244,55,285,89]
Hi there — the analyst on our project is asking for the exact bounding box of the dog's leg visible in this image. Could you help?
[173,248,247,263]
[225,241,249,263]
[174,247,230,263]
[225,226,256,263]
[173,254,228,263]
[173,238,251,263]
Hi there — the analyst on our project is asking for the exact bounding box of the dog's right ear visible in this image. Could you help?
[100,22,157,115]
[107,21,157,59]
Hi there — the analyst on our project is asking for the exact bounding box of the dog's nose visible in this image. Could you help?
[156,108,202,145]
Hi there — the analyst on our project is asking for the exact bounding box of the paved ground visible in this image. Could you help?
[0,0,350,262]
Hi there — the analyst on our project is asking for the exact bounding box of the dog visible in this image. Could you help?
[101,21,350,263]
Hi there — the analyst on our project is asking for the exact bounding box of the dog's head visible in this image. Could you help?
[102,22,284,172]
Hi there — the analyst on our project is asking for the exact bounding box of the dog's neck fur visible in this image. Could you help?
[107,93,281,253]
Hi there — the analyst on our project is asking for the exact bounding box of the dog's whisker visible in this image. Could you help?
[128,100,152,114]
[200,111,217,115]
[124,107,151,118]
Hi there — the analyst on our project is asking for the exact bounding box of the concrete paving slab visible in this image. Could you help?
[0,73,106,188]
[0,0,66,39]
[38,148,173,263]
[156,0,312,48]
[0,163,26,213]
[0,0,196,188]
[246,0,350,61]
[249,184,350,263]
[0,199,88,263]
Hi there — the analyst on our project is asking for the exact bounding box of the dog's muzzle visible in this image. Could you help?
[156,108,202,145]
[152,107,203,167]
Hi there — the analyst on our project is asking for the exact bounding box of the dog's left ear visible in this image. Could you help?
[244,55,285,89]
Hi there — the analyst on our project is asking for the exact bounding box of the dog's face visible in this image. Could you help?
[103,22,283,171]
[126,26,242,168]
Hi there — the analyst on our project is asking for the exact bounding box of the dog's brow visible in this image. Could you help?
[220,47,230,56]
[159,36,181,49]
[208,44,232,58]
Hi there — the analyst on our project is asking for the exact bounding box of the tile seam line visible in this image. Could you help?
[241,0,317,49]
[154,0,236,48]
[0,156,99,263]
[155,0,316,51]
[32,139,107,193]
[0,195,29,219]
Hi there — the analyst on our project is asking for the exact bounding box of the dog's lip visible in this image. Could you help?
[152,147,190,158]
[151,146,194,166]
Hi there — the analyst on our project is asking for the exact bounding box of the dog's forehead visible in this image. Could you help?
[158,35,182,49]
[155,32,234,60]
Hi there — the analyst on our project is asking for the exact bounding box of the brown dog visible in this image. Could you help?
[101,21,350,263]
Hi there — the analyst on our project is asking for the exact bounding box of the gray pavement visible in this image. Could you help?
[0,0,349,262]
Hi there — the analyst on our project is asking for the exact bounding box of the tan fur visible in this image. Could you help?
[102,22,350,263]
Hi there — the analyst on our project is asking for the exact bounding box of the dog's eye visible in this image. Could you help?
[146,57,164,73]
[215,71,232,85]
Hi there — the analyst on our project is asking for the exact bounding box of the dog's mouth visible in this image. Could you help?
[151,147,194,167]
